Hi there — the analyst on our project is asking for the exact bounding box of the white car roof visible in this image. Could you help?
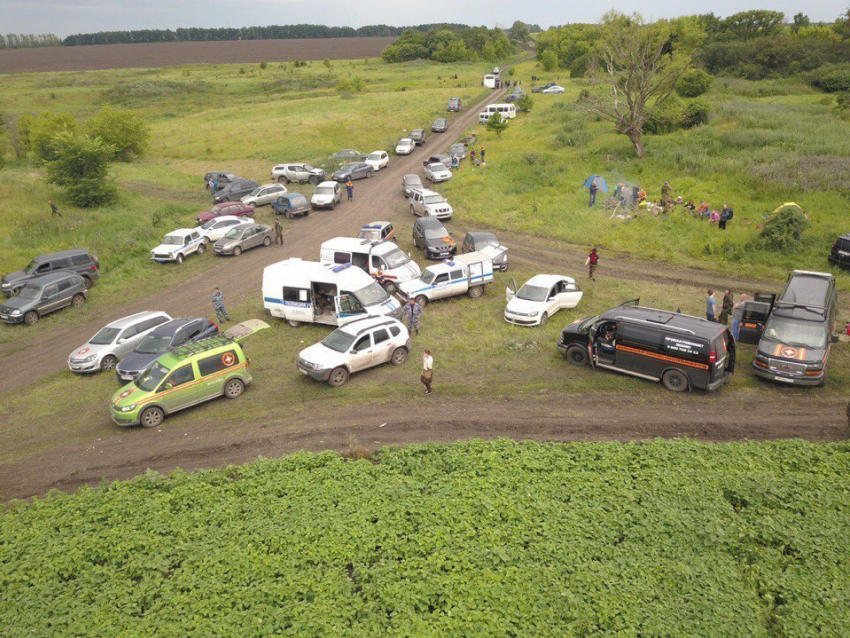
[322,236,399,256]
[316,181,338,188]
[207,215,249,224]
[369,150,386,155]
[101,310,170,330]
[264,259,376,288]
[167,228,197,236]
[427,163,448,170]
[336,315,403,335]
[398,138,414,144]
[259,183,283,189]
[524,274,575,287]
[412,188,442,198]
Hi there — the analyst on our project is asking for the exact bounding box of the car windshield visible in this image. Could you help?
[315,187,334,195]
[399,139,413,145]
[368,153,382,161]
[90,327,120,345]
[428,164,445,171]
[516,285,549,302]
[201,219,218,230]
[423,226,448,240]
[341,164,357,171]
[303,165,316,171]
[322,330,356,353]
[23,259,40,274]
[405,177,421,185]
[450,145,464,153]
[162,235,183,245]
[424,195,445,205]
[353,281,390,307]
[383,248,410,269]
[435,119,446,125]
[17,285,41,300]
[135,361,171,393]
[135,334,172,355]
[224,228,243,239]
[359,230,379,240]
[249,187,262,196]
[763,316,827,349]
[420,271,436,286]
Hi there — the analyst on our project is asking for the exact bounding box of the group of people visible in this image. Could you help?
[450,146,486,169]
[693,202,734,230]
[705,289,749,340]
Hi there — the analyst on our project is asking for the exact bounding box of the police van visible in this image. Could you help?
[558,300,736,392]
[262,259,403,327]
[319,237,421,293]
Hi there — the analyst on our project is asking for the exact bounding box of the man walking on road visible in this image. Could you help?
[212,287,230,324]
[586,248,599,281]
[403,298,422,336]
[731,293,748,340]
[49,200,61,217]
[345,178,354,202]
[421,349,434,395]
[589,181,598,207]
[706,289,718,322]
[273,217,284,246]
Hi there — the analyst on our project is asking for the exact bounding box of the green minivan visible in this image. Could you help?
[110,320,268,428]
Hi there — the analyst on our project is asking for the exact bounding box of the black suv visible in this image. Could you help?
[2,249,99,296]
[213,179,259,204]
[828,234,850,270]
[413,218,457,260]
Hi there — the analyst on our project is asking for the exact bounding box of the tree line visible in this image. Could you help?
[381,26,517,63]
[0,34,62,49]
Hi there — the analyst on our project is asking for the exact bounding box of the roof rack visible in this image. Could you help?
[171,333,234,357]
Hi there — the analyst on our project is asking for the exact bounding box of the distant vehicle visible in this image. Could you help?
[272,193,311,219]
[447,97,462,112]
[533,82,557,94]
[298,316,411,387]
[213,179,259,204]
[204,171,238,189]
[2,249,99,296]
[828,233,850,270]
[409,129,428,145]
[320,237,421,293]
[194,202,254,225]
[0,272,87,326]
[462,231,508,271]
[115,317,219,383]
[505,275,583,326]
[332,162,374,182]
[412,217,456,260]
[271,163,326,185]
[493,66,500,74]
[409,189,453,220]
[449,143,468,160]
[334,149,365,162]
[358,222,396,243]
[395,138,416,155]
[505,91,526,103]
[483,74,498,89]
[424,154,452,169]
[431,118,448,133]
[311,181,343,209]
[364,151,390,171]
[213,223,274,256]
[542,85,565,94]
[482,103,517,119]
[197,215,255,244]
[68,311,172,373]
[424,162,452,183]
[150,228,205,265]
[402,174,424,197]
[240,183,288,207]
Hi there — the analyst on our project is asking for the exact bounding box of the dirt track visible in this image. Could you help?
[0,37,397,74]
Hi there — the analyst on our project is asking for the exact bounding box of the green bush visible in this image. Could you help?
[836,92,850,111]
[644,96,686,135]
[758,204,809,250]
[677,69,714,97]
[335,77,366,94]
[683,99,711,128]
[85,106,149,161]
[23,111,79,162]
[45,131,116,207]
[485,111,508,137]
[515,93,534,112]
[805,63,850,93]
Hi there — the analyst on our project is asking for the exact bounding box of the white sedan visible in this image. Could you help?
[542,85,565,94]
[395,138,416,155]
[424,162,452,183]
[197,215,255,244]
[505,275,583,326]
[240,183,287,207]
[365,150,389,171]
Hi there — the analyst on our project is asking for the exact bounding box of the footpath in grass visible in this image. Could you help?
[1,438,848,637]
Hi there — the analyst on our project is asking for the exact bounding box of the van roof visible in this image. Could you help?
[321,236,399,255]
[263,259,375,286]
[600,304,726,339]
[773,270,834,320]
[103,311,169,330]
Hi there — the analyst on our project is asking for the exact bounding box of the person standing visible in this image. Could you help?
[211,176,219,192]
[403,298,422,336]
[589,181,598,207]
[706,289,718,322]
[345,178,354,202]
[586,248,599,281]
[49,199,61,217]
[731,293,748,341]
[718,289,733,325]
[212,286,230,324]
[421,349,433,395]
[273,217,284,246]
[480,146,486,163]
[719,204,733,230]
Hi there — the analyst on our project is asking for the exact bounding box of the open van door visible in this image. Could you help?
[739,300,773,344]
[225,319,270,341]
[506,278,517,302]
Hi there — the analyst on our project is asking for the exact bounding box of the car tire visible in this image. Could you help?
[309,176,319,185]
[176,253,184,265]
[328,367,349,387]
[330,202,335,210]
[468,285,484,299]
[540,312,549,325]
[224,378,244,399]
[140,406,164,428]
[197,243,205,255]
[415,295,428,307]
[287,319,302,328]
[263,236,271,246]
[286,210,293,220]
[391,347,408,366]
[23,311,39,326]
[501,263,509,272]
[662,369,689,392]
[100,355,118,372]
[384,281,398,294]
[233,247,242,257]
[279,176,289,185]
[410,205,417,216]
[82,276,93,289]
[367,170,374,178]
[566,345,588,366]
[71,293,86,308]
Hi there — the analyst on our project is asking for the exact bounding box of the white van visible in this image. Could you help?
[483,74,498,89]
[262,259,403,327]
[483,103,517,119]
[320,237,421,293]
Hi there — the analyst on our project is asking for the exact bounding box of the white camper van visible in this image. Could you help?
[483,74,499,89]
[262,259,403,327]
[483,103,517,119]
[320,237,421,293]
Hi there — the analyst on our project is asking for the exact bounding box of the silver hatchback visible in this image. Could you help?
[68,311,172,373]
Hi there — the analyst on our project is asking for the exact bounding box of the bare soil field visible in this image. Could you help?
[0,37,397,74]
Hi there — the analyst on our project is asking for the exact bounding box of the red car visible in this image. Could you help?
[194,202,254,224]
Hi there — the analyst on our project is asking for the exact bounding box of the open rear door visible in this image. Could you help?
[225,319,270,341]
[506,278,517,302]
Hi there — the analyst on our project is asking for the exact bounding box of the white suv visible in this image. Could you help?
[365,150,389,171]
[409,189,453,219]
[150,228,205,264]
[297,316,411,386]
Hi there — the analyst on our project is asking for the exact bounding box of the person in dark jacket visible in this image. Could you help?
[718,289,734,325]
[586,248,599,280]
[589,181,598,207]
[719,204,733,230]
[402,298,423,336]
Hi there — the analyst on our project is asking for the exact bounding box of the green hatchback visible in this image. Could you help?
[110,320,268,428]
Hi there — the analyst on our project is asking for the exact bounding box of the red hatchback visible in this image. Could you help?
[195,202,254,224]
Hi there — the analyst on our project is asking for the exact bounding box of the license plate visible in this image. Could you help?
[71,366,81,370]
[839,250,849,257]
[299,368,308,376]
[154,259,167,263]
[774,376,795,383]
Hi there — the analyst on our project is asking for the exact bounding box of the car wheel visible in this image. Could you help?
[287,210,293,220]
[263,236,271,246]
[330,202,336,210]
[100,355,118,372]
[415,295,428,308]
[287,319,302,328]
[140,406,164,428]
[540,312,549,325]
[197,243,205,255]
[566,345,588,366]
[501,262,509,273]
[468,285,484,299]
[176,253,184,265]
[279,176,289,185]
[662,369,689,393]
[23,311,39,326]
[391,347,408,366]
[233,247,242,257]
[367,170,374,178]
[82,276,93,289]
[410,205,416,216]
[224,378,245,399]
[328,366,349,387]
[309,176,319,185]
[71,293,86,308]
[384,281,398,294]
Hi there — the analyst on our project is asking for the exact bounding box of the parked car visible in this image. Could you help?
[505,90,526,103]
[542,85,565,94]
[334,149,365,162]
[409,189,453,219]
[447,97,462,112]
[0,272,87,326]
[194,202,254,225]
[431,118,448,133]
[311,181,343,209]
[198,215,255,244]
[110,320,268,427]
[204,171,238,189]
[2,249,99,296]
[272,193,311,219]
[424,154,452,169]
[532,82,557,94]
[151,228,205,265]
[332,163,374,182]
[828,233,850,270]
[505,275,583,326]
[214,223,274,256]
[68,311,172,373]
[297,316,411,387]
[240,183,288,207]
[364,151,390,171]
[271,163,326,185]
[462,231,508,271]
[409,129,428,145]
[402,174,424,197]
[358,221,396,243]
[413,218,456,260]
[115,317,219,383]
[213,179,259,204]
[449,143,468,161]
[395,138,416,155]
[424,162,452,183]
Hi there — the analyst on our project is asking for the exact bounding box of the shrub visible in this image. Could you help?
[683,99,711,128]
[85,106,149,161]
[540,49,558,72]
[677,69,714,97]
[805,63,850,93]
[24,111,79,162]
[836,92,850,111]
[485,111,508,137]
[515,93,534,112]
[45,131,116,207]
[335,77,366,94]
[758,204,809,250]
[258,61,268,70]
[644,96,686,135]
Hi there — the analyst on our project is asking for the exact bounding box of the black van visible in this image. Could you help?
[753,270,837,387]
[558,301,735,392]
[828,234,850,270]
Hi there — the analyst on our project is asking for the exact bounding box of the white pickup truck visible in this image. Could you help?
[397,244,507,306]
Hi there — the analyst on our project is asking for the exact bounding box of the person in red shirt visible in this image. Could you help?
[587,248,599,280]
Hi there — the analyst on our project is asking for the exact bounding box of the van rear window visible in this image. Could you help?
[198,349,239,377]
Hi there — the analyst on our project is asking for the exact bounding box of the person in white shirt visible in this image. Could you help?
[421,350,433,395]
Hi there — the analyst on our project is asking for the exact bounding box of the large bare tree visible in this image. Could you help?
[581,11,691,158]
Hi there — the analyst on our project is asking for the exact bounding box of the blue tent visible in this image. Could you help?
[582,175,608,193]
